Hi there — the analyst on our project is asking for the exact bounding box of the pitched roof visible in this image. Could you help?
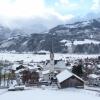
[56,69,84,83]
[88,74,100,79]
[42,70,50,75]
[45,60,66,69]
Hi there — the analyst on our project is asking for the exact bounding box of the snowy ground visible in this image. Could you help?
[0,87,100,100]
[0,53,100,62]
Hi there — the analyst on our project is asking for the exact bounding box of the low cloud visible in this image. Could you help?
[0,0,74,32]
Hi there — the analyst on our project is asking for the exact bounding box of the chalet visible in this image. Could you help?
[56,70,84,89]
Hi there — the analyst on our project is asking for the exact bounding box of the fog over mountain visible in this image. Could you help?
[0,13,100,35]
[0,0,100,34]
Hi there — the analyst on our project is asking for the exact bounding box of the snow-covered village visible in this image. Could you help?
[1,0,100,100]
[0,52,100,100]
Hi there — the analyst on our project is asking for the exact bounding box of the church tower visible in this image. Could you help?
[50,34,55,72]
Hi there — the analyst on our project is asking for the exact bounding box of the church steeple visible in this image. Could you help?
[50,49,54,61]
[50,33,54,72]
[50,51,54,72]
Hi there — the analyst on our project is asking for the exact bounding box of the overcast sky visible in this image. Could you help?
[0,0,100,32]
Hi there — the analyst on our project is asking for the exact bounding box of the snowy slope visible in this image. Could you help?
[0,41,15,48]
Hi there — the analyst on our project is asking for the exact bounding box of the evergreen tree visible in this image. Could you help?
[72,64,83,77]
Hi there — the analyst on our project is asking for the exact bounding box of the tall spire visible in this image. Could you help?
[50,33,54,72]
[50,33,54,61]
[50,51,54,61]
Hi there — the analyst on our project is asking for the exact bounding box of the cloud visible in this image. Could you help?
[0,0,75,31]
[0,0,74,20]
[1,0,100,33]
[55,0,81,10]
[91,0,100,12]
[0,0,46,18]
[2,0,99,32]
[59,0,79,8]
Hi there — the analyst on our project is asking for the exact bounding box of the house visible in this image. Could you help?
[15,64,40,86]
[16,68,39,85]
[88,74,100,86]
[42,70,51,82]
[56,70,84,89]
[41,70,58,82]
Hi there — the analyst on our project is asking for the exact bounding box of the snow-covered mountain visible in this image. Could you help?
[0,25,11,41]
[50,18,100,40]
[0,25,27,41]
[0,18,100,53]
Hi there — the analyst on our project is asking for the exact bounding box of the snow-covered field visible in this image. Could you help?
[60,39,100,46]
[0,88,100,100]
[0,53,100,62]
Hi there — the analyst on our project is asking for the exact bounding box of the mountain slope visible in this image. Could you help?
[49,18,100,40]
[0,18,100,53]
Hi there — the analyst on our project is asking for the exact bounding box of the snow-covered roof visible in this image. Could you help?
[27,66,35,70]
[73,39,100,45]
[63,39,100,46]
[56,70,84,83]
[54,60,66,68]
[38,50,49,54]
[88,74,100,79]
[42,70,50,75]
[12,64,20,70]
[97,64,100,68]
[45,60,66,70]
[15,68,27,74]
[28,64,39,70]
[56,70,73,83]
[60,39,67,43]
